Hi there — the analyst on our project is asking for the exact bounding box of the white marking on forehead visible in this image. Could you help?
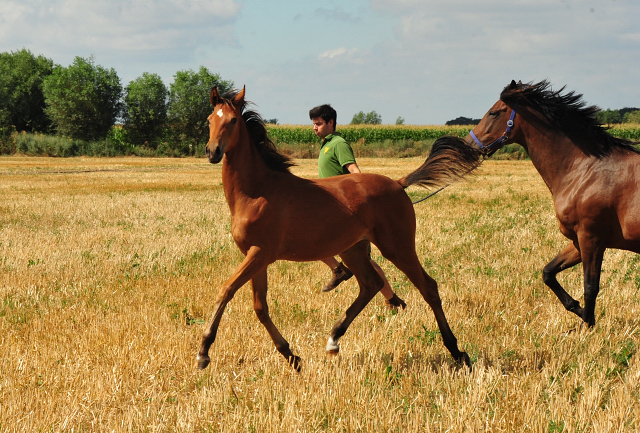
[216,108,223,118]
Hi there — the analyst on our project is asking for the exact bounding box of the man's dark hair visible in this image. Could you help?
[309,104,337,126]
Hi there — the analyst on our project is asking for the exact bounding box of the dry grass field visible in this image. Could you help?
[1,155,639,432]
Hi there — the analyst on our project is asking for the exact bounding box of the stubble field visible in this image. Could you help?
[0,156,638,432]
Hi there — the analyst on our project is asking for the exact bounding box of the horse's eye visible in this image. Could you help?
[230,118,238,125]
[488,111,498,117]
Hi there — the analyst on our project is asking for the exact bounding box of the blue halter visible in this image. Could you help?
[469,101,518,156]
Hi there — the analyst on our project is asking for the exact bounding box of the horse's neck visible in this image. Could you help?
[524,130,588,195]
[221,137,269,212]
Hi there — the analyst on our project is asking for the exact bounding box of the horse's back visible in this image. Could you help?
[316,173,413,215]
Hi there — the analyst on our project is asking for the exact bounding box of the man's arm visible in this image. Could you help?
[345,163,361,174]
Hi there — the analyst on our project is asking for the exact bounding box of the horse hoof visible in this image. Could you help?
[196,355,211,370]
[385,294,407,310]
[326,349,340,357]
[457,351,472,369]
[289,356,302,372]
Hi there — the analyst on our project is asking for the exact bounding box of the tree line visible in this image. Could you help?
[1,49,638,157]
[0,49,233,155]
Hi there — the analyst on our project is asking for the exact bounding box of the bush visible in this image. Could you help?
[14,130,134,157]
[16,132,77,156]
[6,124,637,159]
[0,125,17,154]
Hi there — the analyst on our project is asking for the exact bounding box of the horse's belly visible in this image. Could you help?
[276,229,366,262]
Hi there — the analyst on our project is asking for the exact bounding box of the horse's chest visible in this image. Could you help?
[229,201,276,247]
[554,199,579,239]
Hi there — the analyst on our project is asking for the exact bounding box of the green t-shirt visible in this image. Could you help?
[318,133,356,178]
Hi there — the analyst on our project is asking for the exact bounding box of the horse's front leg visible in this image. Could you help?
[197,246,271,369]
[578,238,605,327]
[326,241,382,355]
[542,242,584,319]
[251,268,301,371]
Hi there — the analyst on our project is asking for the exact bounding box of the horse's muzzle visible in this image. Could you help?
[206,145,223,164]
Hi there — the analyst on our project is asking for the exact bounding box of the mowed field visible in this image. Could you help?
[1,155,639,432]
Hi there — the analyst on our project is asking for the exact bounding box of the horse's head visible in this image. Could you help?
[206,86,246,164]
[466,80,523,156]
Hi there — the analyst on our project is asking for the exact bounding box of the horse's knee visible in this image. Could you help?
[419,276,442,305]
[215,285,236,305]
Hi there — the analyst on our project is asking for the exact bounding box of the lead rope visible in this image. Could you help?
[411,185,448,204]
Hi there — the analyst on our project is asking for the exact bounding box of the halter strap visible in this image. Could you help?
[412,102,518,205]
[470,101,518,156]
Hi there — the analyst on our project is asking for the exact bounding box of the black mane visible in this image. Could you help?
[222,89,295,173]
[500,80,639,157]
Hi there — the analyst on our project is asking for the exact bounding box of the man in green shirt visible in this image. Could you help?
[309,104,405,309]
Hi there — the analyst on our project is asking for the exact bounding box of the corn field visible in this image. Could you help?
[267,124,640,146]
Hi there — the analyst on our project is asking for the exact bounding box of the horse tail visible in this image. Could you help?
[397,136,483,189]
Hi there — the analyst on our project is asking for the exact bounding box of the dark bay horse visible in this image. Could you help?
[467,80,640,327]
[197,86,482,371]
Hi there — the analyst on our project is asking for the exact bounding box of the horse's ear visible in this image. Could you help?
[509,80,518,89]
[210,87,221,106]
[234,86,246,105]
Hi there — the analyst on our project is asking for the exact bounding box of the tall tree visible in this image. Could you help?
[0,49,53,132]
[123,72,168,147]
[596,109,621,126]
[168,67,233,148]
[350,110,382,125]
[623,110,640,123]
[43,56,122,140]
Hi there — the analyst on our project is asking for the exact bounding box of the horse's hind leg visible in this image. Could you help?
[196,246,271,370]
[405,262,469,366]
[251,268,301,371]
[376,240,470,366]
[542,242,585,319]
[326,240,384,354]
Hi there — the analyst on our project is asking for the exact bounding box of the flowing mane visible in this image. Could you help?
[500,80,639,157]
[221,89,295,172]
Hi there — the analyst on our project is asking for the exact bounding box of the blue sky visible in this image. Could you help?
[1,0,639,125]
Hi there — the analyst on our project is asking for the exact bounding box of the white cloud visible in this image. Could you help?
[318,48,357,59]
[0,0,243,72]
[620,33,640,43]
[315,6,362,23]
